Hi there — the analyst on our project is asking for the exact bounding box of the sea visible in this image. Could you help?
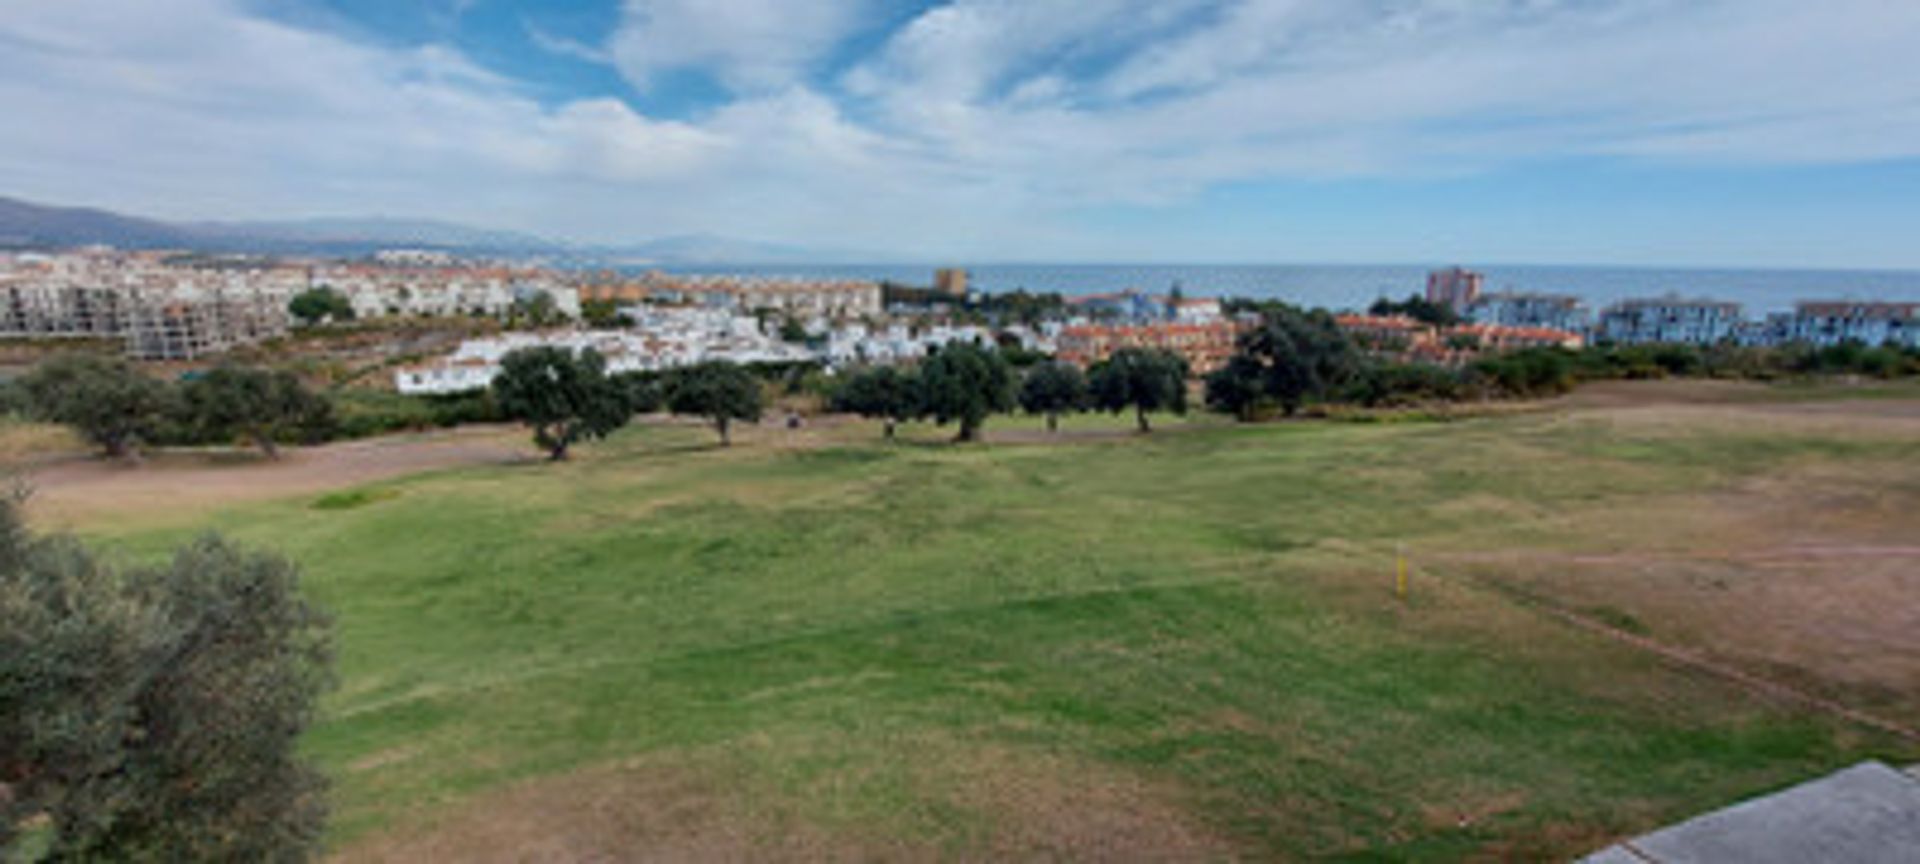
[658,263,1920,315]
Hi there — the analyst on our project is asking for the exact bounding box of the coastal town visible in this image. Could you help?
[1,250,1914,397]
[9,0,1920,858]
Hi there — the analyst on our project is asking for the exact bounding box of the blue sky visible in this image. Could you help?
[3,0,1918,267]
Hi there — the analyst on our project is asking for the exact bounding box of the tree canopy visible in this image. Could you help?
[1228,307,1364,417]
[1368,293,1460,326]
[1088,348,1188,433]
[181,365,332,458]
[19,352,170,460]
[508,291,567,329]
[1203,353,1270,422]
[0,497,333,860]
[832,365,920,440]
[1018,361,1087,433]
[288,286,355,326]
[491,346,631,460]
[665,360,764,446]
[917,342,1014,442]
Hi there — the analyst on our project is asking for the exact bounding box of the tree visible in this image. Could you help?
[778,316,809,344]
[1368,293,1459,326]
[288,287,355,326]
[580,299,630,329]
[1236,307,1364,416]
[1018,361,1087,433]
[917,342,1014,443]
[1,496,333,860]
[1088,348,1188,433]
[833,366,920,440]
[181,365,332,459]
[19,352,170,460]
[610,371,664,415]
[665,360,763,446]
[491,346,631,460]
[1204,354,1268,422]
[509,291,566,329]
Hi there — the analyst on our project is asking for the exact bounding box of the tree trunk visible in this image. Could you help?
[955,419,978,443]
[1135,405,1151,434]
[548,440,569,461]
[883,419,896,441]
[717,416,731,447]
[1046,413,1058,433]
[252,428,281,460]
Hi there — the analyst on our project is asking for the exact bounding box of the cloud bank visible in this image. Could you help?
[1,0,1916,260]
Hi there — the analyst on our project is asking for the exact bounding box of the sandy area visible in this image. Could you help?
[17,425,534,529]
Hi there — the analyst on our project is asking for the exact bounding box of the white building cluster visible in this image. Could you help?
[0,250,301,359]
[394,307,813,395]
[395,307,1057,396]
[310,262,580,320]
[0,250,594,360]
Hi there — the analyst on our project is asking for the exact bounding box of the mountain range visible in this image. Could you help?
[0,195,858,265]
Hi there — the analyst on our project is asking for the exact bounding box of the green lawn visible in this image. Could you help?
[91,404,1918,860]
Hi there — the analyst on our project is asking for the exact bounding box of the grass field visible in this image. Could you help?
[66,383,1920,860]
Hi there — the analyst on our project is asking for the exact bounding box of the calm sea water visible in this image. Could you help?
[663,263,1920,315]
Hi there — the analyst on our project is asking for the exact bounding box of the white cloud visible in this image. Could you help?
[0,0,1916,259]
[606,0,869,93]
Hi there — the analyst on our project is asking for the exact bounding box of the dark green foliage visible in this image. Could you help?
[1204,354,1270,421]
[1227,307,1364,417]
[832,366,921,440]
[288,287,355,326]
[665,360,764,446]
[1087,348,1186,433]
[491,347,632,460]
[610,371,664,415]
[1346,362,1470,407]
[310,488,401,511]
[326,389,504,440]
[1018,361,1088,433]
[1470,347,1579,398]
[579,299,631,329]
[0,498,333,860]
[507,292,566,329]
[180,365,334,458]
[917,342,1014,442]
[778,316,809,344]
[19,352,171,459]
[993,337,1050,369]
[1368,293,1460,326]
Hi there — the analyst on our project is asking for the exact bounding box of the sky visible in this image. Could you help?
[2,0,1919,267]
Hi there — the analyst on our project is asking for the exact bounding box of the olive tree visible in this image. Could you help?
[288,287,355,327]
[1234,307,1364,417]
[0,496,333,860]
[19,352,170,460]
[665,360,764,446]
[181,365,332,459]
[832,366,920,440]
[1088,347,1188,433]
[917,342,1014,443]
[491,346,632,460]
[1018,361,1087,433]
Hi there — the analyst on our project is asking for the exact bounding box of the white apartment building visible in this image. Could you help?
[394,308,812,395]
[1468,292,1590,333]
[1596,296,1743,345]
[1779,301,1919,348]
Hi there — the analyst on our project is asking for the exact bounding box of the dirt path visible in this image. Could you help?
[19,425,534,528]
